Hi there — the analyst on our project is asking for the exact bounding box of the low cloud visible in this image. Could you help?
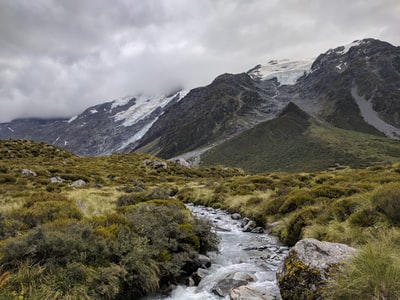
[0,0,398,122]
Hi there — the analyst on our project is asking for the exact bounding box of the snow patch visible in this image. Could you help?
[351,87,400,139]
[90,109,98,114]
[64,141,68,146]
[177,90,190,101]
[117,117,160,151]
[111,95,135,109]
[337,40,362,55]
[113,92,183,127]
[68,116,78,123]
[7,127,14,132]
[248,59,313,85]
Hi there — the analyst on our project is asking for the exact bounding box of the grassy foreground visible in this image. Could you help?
[1,140,400,298]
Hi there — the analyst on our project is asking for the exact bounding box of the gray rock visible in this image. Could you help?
[241,217,250,227]
[153,161,168,169]
[277,238,357,300]
[251,227,264,234]
[21,168,37,176]
[211,271,256,297]
[50,176,64,183]
[198,254,211,268]
[230,285,277,300]
[243,220,257,232]
[174,158,191,168]
[231,213,242,220]
[71,179,86,187]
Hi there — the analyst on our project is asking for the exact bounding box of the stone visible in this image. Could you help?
[198,254,211,268]
[277,238,357,300]
[153,161,168,169]
[231,213,241,220]
[230,285,277,300]
[21,168,37,176]
[241,217,250,227]
[211,271,256,297]
[251,227,264,234]
[71,179,86,187]
[49,176,64,183]
[243,220,257,232]
[174,158,191,168]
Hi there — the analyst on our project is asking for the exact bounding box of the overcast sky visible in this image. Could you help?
[0,0,399,122]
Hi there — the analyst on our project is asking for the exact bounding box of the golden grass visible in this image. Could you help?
[67,188,123,217]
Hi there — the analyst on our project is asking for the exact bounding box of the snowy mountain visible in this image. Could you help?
[0,91,188,156]
[247,59,313,85]
[1,38,399,169]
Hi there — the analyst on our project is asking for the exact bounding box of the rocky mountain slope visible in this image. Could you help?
[1,38,399,171]
[0,91,188,156]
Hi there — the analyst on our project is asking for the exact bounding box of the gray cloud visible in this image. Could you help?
[0,0,399,122]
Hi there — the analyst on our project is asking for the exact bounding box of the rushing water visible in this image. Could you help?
[145,204,288,300]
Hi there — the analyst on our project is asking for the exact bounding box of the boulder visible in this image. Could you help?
[277,238,357,300]
[243,220,257,232]
[231,213,242,220]
[230,285,277,300]
[153,161,168,169]
[71,179,86,187]
[212,272,255,297]
[251,227,264,234]
[241,217,250,227]
[198,254,211,268]
[174,158,191,168]
[49,176,64,183]
[21,168,37,176]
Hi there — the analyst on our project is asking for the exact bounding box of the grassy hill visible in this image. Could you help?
[201,103,400,173]
[1,139,400,299]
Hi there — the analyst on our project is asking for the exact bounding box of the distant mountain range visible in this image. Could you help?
[1,38,400,172]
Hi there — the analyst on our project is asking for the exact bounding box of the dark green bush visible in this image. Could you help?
[371,183,400,225]
[278,190,314,214]
[283,210,316,247]
[330,198,360,222]
[348,209,381,227]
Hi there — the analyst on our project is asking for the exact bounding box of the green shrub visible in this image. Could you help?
[371,183,400,225]
[246,196,264,206]
[311,185,357,199]
[323,232,400,299]
[278,190,314,214]
[0,175,16,184]
[330,198,360,222]
[348,208,381,227]
[283,210,316,246]
[263,197,286,215]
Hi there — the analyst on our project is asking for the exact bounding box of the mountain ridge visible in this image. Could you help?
[1,38,400,172]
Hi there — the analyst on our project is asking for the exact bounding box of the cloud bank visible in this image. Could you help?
[0,0,399,121]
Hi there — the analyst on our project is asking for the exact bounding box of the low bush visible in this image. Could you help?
[323,231,400,299]
[278,190,314,214]
[371,183,400,225]
[348,208,381,227]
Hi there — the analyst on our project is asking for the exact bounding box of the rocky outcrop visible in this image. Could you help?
[277,238,357,300]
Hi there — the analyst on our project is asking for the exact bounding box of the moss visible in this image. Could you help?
[278,251,324,300]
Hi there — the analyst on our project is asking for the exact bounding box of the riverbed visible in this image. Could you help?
[146,204,287,299]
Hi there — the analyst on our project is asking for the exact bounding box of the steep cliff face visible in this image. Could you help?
[293,39,400,137]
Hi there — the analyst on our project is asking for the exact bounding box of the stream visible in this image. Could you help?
[146,204,288,299]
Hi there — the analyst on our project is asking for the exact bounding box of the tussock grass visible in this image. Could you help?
[68,188,123,216]
[323,230,400,299]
